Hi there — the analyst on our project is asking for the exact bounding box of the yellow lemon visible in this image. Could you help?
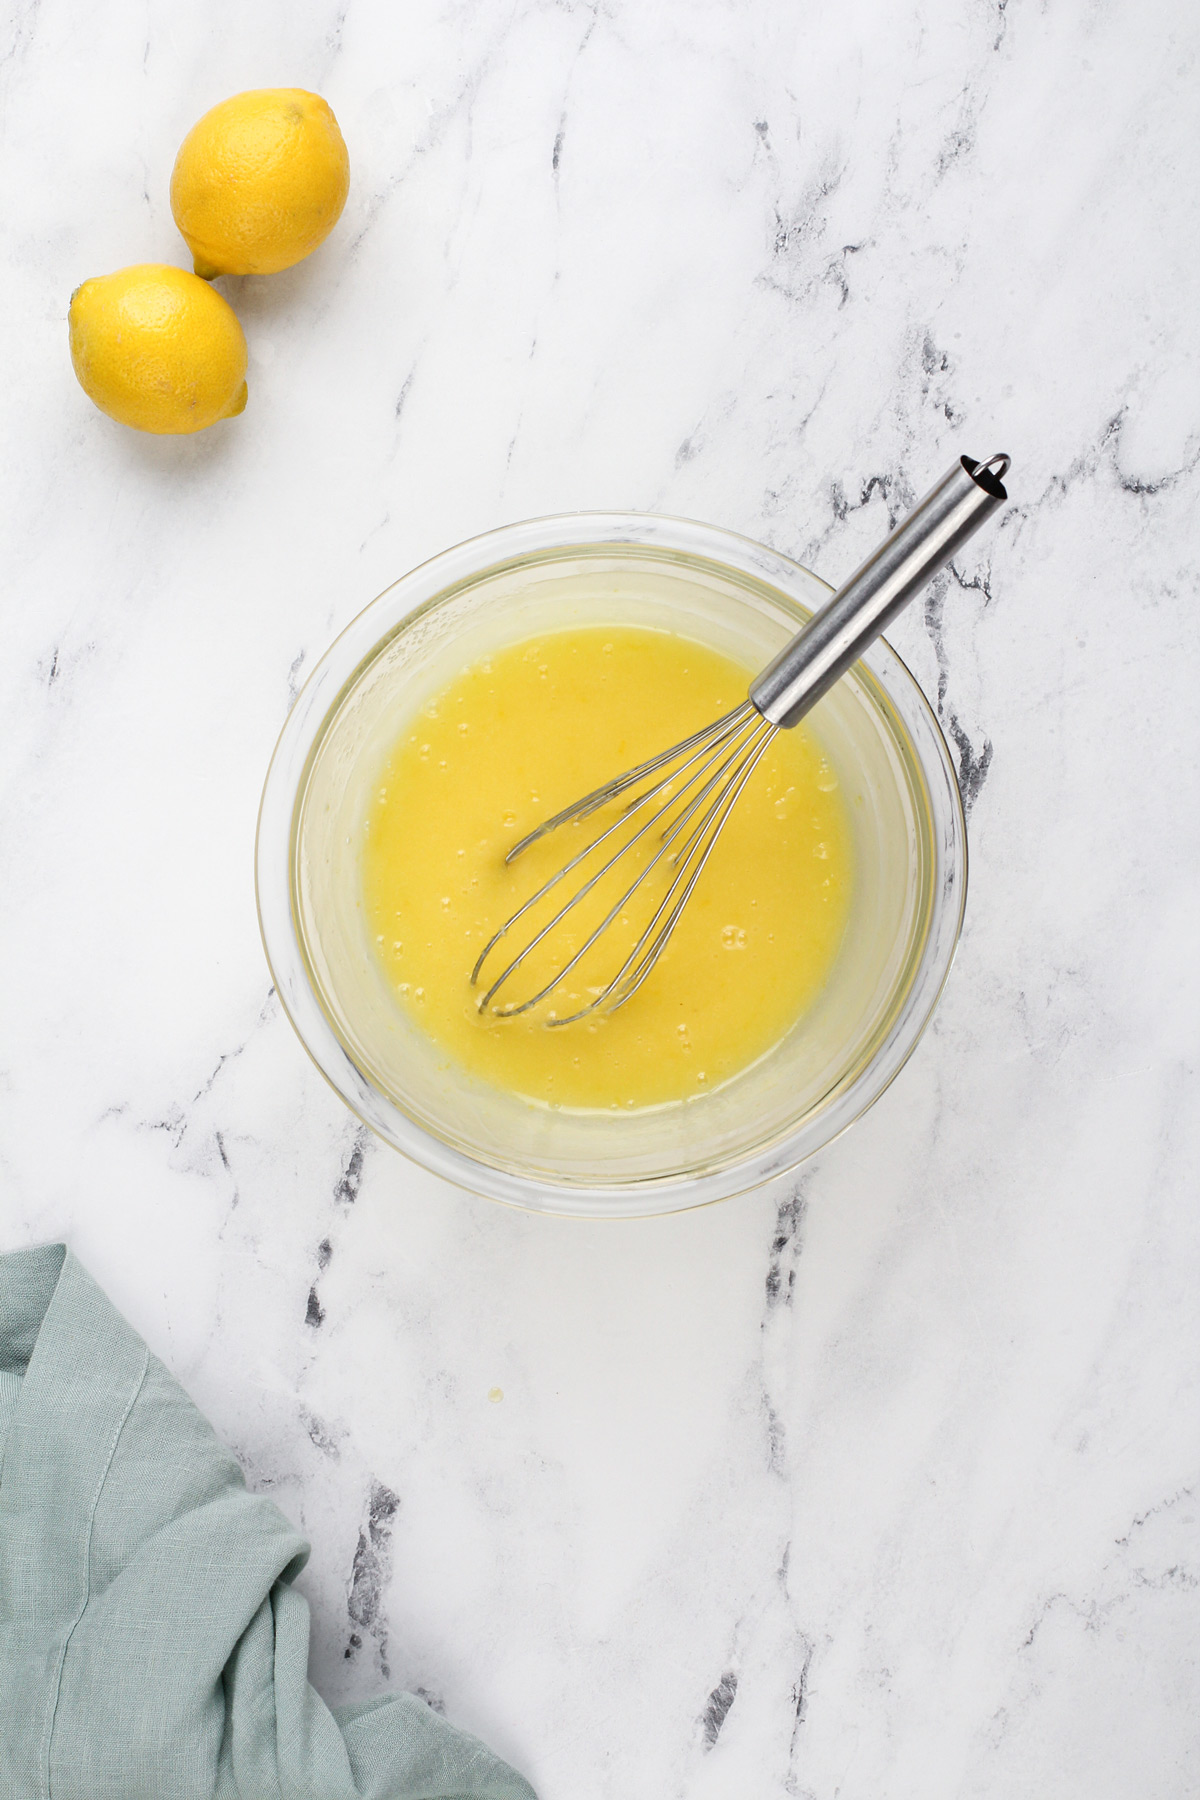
[69,264,248,435]
[170,88,350,278]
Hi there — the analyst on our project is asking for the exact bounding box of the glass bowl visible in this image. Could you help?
[256,513,966,1218]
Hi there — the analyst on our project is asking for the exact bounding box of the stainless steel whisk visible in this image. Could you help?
[472,452,1010,1023]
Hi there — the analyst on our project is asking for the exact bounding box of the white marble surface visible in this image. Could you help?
[2,0,1199,1793]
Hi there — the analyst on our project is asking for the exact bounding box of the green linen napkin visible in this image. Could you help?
[0,1244,537,1800]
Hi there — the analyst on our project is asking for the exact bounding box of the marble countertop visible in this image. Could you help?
[3,0,1198,1793]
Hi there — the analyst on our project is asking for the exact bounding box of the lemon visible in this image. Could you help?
[69,264,248,435]
[170,88,350,278]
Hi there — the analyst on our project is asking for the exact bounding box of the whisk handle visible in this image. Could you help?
[749,453,1010,729]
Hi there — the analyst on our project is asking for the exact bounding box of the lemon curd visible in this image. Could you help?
[362,627,852,1110]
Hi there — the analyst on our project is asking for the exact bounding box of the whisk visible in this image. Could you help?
[472,452,1010,1023]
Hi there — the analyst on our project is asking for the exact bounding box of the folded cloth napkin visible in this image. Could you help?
[0,1244,537,1800]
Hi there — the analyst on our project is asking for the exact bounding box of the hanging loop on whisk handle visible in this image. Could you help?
[750,453,1010,730]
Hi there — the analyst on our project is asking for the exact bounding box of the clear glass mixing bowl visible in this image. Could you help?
[256,513,966,1217]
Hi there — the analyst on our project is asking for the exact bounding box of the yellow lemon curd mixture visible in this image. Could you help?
[363,627,852,1110]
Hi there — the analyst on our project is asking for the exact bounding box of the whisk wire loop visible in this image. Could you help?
[471,703,754,993]
[471,703,759,1011]
[547,715,778,1025]
[479,707,769,1017]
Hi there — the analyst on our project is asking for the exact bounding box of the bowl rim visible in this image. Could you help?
[256,509,967,1217]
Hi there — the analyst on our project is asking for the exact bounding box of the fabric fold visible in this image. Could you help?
[0,1245,536,1800]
